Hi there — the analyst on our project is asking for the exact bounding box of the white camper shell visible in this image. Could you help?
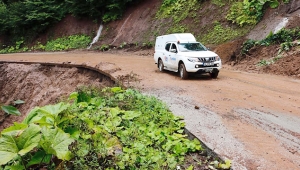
[154,33,222,79]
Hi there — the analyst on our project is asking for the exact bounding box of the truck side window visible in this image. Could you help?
[165,43,171,51]
[171,43,177,53]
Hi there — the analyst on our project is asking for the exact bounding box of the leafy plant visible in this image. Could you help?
[0,102,74,169]
[226,0,290,26]
[241,28,300,56]
[211,0,226,7]
[1,87,230,169]
[0,40,27,54]
[200,22,249,45]
[0,105,21,116]
[100,44,110,51]
[157,0,200,24]
[0,124,41,166]
[44,35,91,51]
[119,41,127,49]
[0,100,24,115]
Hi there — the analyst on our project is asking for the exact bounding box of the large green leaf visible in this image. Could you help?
[269,0,279,8]
[40,127,74,160]
[0,124,41,165]
[4,165,25,170]
[0,135,19,165]
[27,150,51,167]
[1,122,28,137]
[22,103,69,126]
[22,107,40,124]
[1,105,21,115]
[122,111,141,120]
[38,102,68,116]
[16,124,41,156]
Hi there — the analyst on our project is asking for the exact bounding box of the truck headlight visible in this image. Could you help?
[215,56,221,61]
[187,58,199,62]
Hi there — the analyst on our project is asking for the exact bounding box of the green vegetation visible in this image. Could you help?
[211,0,226,7]
[199,22,251,45]
[43,35,91,51]
[257,55,283,66]
[157,0,200,24]
[1,100,24,115]
[240,28,300,66]
[0,87,230,169]
[0,35,91,54]
[0,100,24,126]
[0,100,24,116]
[0,0,141,45]
[157,0,200,35]
[226,0,290,26]
[242,28,300,55]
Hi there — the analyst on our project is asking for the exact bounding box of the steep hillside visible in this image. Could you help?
[1,0,300,77]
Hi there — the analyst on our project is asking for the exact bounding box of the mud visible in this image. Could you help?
[229,45,300,78]
[0,63,115,130]
[0,51,300,170]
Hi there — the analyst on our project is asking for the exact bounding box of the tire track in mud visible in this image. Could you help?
[235,108,300,167]
[142,87,253,170]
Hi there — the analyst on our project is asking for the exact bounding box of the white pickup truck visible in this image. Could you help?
[153,33,222,79]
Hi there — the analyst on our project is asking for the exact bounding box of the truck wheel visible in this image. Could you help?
[158,59,164,72]
[210,72,219,79]
[179,63,188,79]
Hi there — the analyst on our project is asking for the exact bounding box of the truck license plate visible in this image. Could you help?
[203,62,213,66]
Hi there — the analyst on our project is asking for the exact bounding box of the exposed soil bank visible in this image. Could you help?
[1,51,300,169]
[0,63,115,130]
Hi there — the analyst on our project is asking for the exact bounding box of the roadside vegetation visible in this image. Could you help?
[240,27,300,66]
[226,0,290,26]
[0,35,91,54]
[0,87,231,169]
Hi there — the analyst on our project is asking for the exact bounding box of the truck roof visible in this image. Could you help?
[156,33,197,43]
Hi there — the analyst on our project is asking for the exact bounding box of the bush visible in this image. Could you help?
[45,35,91,51]
[0,87,205,169]
[241,28,300,55]
[226,0,290,26]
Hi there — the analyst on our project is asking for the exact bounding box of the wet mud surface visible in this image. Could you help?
[0,51,300,170]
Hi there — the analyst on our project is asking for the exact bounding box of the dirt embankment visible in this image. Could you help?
[1,51,300,170]
[0,63,115,131]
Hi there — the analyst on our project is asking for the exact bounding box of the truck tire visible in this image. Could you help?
[158,59,164,72]
[179,63,188,79]
[210,72,219,79]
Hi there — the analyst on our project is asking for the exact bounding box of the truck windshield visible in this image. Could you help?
[178,43,207,52]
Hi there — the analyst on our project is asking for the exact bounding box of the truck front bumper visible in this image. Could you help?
[185,61,222,73]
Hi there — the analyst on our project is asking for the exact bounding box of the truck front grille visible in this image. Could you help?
[198,57,215,62]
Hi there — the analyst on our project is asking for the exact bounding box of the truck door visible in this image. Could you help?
[163,43,171,68]
[169,43,178,70]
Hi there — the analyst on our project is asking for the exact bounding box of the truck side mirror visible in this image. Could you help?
[170,49,177,53]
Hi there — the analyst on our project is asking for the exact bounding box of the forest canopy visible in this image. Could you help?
[0,0,141,40]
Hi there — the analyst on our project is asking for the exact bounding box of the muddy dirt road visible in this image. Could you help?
[1,51,300,170]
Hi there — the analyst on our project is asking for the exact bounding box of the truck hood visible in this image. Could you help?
[180,51,218,57]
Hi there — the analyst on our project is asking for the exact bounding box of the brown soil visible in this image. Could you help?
[1,51,300,170]
[0,62,115,131]
[35,15,99,45]
[224,45,300,78]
